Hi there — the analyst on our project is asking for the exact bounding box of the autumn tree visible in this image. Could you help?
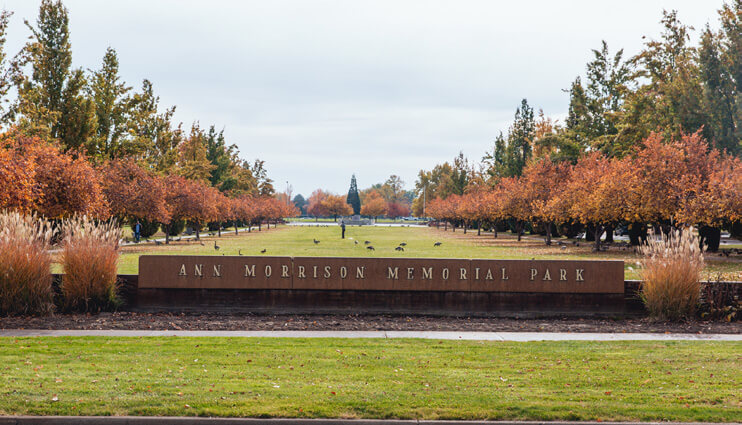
[322,194,353,221]
[307,189,330,219]
[360,190,387,219]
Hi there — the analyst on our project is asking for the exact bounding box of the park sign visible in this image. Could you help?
[138,256,624,294]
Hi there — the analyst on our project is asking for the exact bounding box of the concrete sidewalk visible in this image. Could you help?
[0,418,736,425]
[1,329,740,341]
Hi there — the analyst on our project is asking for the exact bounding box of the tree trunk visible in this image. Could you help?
[444,222,448,231]
[463,222,467,234]
[594,225,603,251]
[477,220,481,236]
[195,222,200,241]
[493,225,497,238]
[235,223,239,235]
[165,224,171,244]
[517,222,523,242]
[699,226,721,252]
[545,222,552,246]
[604,224,613,243]
[218,222,221,237]
[628,222,646,246]
[258,222,261,231]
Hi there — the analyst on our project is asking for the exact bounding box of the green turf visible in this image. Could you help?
[115,225,741,281]
[0,337,739,421]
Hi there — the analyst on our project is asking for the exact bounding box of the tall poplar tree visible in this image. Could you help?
[88,47,132,159]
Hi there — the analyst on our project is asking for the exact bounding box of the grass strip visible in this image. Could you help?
[0,337,740,421]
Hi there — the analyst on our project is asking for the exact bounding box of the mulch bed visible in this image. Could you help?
[1,312,740,334]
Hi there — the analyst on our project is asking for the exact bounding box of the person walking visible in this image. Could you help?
[134,220,142,243]
[341,221,346,239]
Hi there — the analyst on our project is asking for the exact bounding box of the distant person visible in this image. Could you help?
[134,220,142,243]
[341,221,346,239]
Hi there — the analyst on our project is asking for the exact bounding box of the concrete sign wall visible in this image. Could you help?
[139,256,624,294]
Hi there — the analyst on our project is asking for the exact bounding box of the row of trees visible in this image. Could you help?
[426,133,741,251]
[0,132,295,241]
[0,0,288,236]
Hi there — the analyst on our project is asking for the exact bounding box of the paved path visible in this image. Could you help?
[1,329,739,341]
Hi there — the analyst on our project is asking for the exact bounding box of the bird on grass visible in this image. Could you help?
[155,240,163,246]
[399,242,407,246]
[354,240,358,245]
[364,240,371,245]
[214,241,220,251]
[261,249,267,253]
[560,245,566,250]
[313,239,320,244]
[366,246,375,251]
[199,241,205,246]
[238,249,243,256]
[433,242,442,247]
[395,246,404,251]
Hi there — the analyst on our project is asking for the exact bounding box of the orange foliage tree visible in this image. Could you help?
[360,190,387,219]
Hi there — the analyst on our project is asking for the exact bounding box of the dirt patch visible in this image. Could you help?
[2,312,739,334]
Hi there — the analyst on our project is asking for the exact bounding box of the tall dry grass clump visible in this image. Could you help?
[60,216,122,312]
[0,211,55,315]
[639,227,704,321]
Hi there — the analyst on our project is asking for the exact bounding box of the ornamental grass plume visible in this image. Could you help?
[639,227,704,321]
[60,215,122,312]
[0,211,55,316]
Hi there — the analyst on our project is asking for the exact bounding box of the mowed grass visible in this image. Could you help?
[114,225,742,281]
[0,337,739,421]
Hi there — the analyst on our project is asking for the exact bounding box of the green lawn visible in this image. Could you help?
[0,337,739,421]
[115,225,741,281]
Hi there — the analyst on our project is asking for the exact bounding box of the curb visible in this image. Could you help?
[0,419,736,425]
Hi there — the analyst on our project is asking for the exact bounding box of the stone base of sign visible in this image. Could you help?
[131,287,637,317]
[54,275,740,318]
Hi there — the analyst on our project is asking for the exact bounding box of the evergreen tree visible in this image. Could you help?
[346,174,361,215]
[0,10,14,124]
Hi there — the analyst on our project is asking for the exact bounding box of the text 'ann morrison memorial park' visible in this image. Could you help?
[139,255,624,296]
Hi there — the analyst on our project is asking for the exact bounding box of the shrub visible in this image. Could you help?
[60,216,122,312]
[163,219,186,236]
[0,211,55,316]
[639,227,704,321]
[131,218,159,238]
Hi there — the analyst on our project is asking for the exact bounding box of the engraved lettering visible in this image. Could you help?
[422,267,433,280]
[340,266,347,279]
[459,268,467,280]
[298,265,306,278]
[281,265,289,278]
[324,265,331,278]
[265,265,272,277]
[501,267,508,280]
[485,269,493,280]
[407,267,414,280]
[194,264,203,277]
[388,267,399,279]
[356,266,365,279]
[559,269,567,281]
[244,264,255,277]
[542,268,551,281]
[474,267,480,280]
[312,265,318,278]
[179,264,187,276]
[530,268,538,281]
[213,265,222,277]
[576,269,584,281]
[442,268,449,280]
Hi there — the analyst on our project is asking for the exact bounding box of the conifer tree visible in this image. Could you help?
[346,174,361,215]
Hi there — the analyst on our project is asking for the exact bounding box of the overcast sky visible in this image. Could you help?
[0,1,728,196]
